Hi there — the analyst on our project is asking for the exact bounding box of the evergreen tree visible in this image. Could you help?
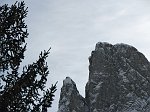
[0,1,57,112]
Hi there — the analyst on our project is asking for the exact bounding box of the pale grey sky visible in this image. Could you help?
[1,0,150,111]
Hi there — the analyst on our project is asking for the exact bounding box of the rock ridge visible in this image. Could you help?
[58,42,150,112]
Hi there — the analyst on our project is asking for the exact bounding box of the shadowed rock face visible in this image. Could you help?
[58,42,150,112]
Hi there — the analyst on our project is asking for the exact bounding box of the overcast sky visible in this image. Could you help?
[2,0,150,111]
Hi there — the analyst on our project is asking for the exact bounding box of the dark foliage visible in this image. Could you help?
[0,1,57,112]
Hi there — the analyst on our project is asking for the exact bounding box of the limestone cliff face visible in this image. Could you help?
[58,42,150,112]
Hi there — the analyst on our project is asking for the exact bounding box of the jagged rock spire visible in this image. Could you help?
[58,42,150,112]
[58,77,89,112]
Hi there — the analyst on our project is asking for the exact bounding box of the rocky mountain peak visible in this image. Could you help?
[58,42,150,112]
[58,77,89,112]
[95,42,113,50]
[63,77,75,86]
